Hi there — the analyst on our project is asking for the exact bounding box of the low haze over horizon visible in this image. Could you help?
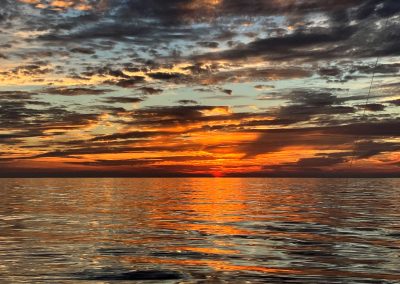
[0,0,399,177]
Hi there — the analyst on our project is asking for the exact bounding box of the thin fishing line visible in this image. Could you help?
[348,16,391,167]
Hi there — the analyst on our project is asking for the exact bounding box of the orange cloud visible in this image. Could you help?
[18,0,93,11]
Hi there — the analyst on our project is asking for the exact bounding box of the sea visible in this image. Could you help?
[0,178,399,283]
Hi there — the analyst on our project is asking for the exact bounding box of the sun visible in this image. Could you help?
[211,170,224,178]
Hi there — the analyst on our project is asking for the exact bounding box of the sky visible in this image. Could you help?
[0,0,399,177]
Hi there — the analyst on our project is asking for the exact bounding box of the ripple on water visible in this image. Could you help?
[0,178,399,283]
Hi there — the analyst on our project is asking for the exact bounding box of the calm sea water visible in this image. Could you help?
[0,178,399,283]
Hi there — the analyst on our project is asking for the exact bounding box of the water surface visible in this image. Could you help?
[0,178,399,283]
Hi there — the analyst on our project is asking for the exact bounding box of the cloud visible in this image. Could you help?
[388,99,400,106]
[318,67,342,77]
[177,99,198,105]
[243,120,400,157]
[42,87,113,96]
[137,87,163,95]
[0,99,103,144]
[2,64,52,76]
[1,0,399,176]
[195,26,357,62]
[357,103,386,112]
[104,76,146,88]
[69,47,96,54]
[249,89,356,126]
[194,67,313,85]
[66,158,159,167]
[82,67,131,78]
[91,131,172,142]
[0,90,36,100]
[354,140,400,159]
[296,156,346,167]
[148,72,185,80]
[101,96,144,104]
[125,105,232,127]
[254,84,275,90]
[284,90,344,106]
[197,41,219,48]
[355,63,400,74]
[33,146,141,158]
[222,89,233,95]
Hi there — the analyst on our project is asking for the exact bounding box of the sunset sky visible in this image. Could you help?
[0,0,399,177]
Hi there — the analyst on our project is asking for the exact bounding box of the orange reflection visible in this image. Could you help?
[120,255,301,274]
[161,178,250,235]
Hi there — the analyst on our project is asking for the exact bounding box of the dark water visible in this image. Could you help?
[0,178,399,283]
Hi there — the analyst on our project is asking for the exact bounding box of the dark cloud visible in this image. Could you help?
[69,47,96,55]
[251,89,357,126]
[197,41,219,48]
[357,103,386,112]
[388,99,400,106]
[318,67,342,77]
[0,91,36,100]
[354,140,400,159]
[243,120,400,157]
[296,156,346,167]
[177,100,198,105]
[30,143,201,159]
[0,0,19,24]
[194,15,399,65]
[42,87,113,96]
[33,146,140,159]
[2,64,52,76]
[195,67,313,85]
[355,0,400,20]
[0,98,103,145]
[119,105,234,128]
[254,84,275,90]
[37,18,203,47]
[285,90,344,106]
[66,158,159,167]
[104,76,146,88]
[355,63,400,74]
[133,105,224,119]
[182,63,212,75]
[137,87,163,95]
[259,154,350,172]
[203,94,247,100]
[82,66,131,79]
[222,89,233,95]
[101,96,144,104]
[91,131,172,142]
[148,72,185,80]
[69,154,215,167]
[195,26,357,62]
